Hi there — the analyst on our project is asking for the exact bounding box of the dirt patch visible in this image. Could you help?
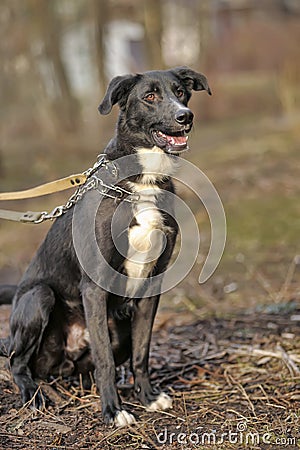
[0,308,299,450]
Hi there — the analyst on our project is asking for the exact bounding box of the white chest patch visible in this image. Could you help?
[136,145,180,184]
[124,187,165,297]
[124,146,178,297]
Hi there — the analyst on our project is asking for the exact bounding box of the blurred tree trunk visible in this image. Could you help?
[30,0,80,132]
[197,0,210,69]
[93,0,109,96]
[143,0,164,69]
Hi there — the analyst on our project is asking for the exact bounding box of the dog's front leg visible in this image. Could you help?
[131,296,172,411]
[82,281,135,427]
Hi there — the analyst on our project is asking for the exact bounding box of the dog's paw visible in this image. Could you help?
[114,410,136,427]
[146,392,172,412]
[21,386,46,410]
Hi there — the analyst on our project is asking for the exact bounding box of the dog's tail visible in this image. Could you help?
[0,285,14,357]
[0,337,10,357]
[0,284,16,305]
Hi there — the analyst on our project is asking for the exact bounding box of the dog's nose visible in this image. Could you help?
[175,109,194,125]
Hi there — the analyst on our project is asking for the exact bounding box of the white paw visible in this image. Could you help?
[114,410,136,427]
[146,392,172,412]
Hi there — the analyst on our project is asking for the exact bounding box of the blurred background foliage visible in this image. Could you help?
[0,0,299,316]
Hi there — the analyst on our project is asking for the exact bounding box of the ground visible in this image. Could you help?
[0,115,299,449]
[0,308,299,449]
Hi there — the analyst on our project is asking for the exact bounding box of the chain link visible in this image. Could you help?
[33,154,139,223]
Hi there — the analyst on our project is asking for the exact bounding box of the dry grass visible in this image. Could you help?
[0,306,299,449]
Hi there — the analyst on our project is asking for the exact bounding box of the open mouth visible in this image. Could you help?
[152,130,189,154]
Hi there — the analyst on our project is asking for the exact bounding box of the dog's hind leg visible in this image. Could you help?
[131,295,172,411]
[9,283,56,409]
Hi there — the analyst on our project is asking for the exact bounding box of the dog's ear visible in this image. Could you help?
[98,74,139,115]
[171,66,212,96]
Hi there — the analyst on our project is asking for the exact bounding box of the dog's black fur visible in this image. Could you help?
[0,67,210,426]
[0,285,17,305]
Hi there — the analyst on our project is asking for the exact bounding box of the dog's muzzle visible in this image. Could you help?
[152,106,193,154]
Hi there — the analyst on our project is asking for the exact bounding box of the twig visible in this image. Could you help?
[276,256,297,302]
[276,343,300,376]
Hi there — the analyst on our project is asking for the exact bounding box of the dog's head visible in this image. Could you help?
[98,67,211,155]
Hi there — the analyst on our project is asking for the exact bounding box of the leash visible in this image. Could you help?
[0,174,87,201]
[0,154,139,224]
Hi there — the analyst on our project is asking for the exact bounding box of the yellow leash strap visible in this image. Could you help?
[0,174,87,223]
[0,173,87,201]
[0,209,44,223]
[0,154,109,223]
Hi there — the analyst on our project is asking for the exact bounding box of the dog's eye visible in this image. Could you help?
[176,89,184,98]
[144,93,156,102]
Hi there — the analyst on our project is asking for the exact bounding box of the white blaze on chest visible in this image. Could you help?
[136,145,180,184]
[124,147,177,297]
[124,185,165,297]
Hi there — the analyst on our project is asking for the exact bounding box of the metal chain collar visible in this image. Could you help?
[34,154,140,223]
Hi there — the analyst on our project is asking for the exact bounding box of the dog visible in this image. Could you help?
[0,67,211,427]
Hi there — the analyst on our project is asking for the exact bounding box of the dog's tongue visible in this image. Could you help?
[155,131,188,149]
[167,135,187,146]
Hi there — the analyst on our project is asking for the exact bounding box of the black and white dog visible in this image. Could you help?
[0,67,211,426]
